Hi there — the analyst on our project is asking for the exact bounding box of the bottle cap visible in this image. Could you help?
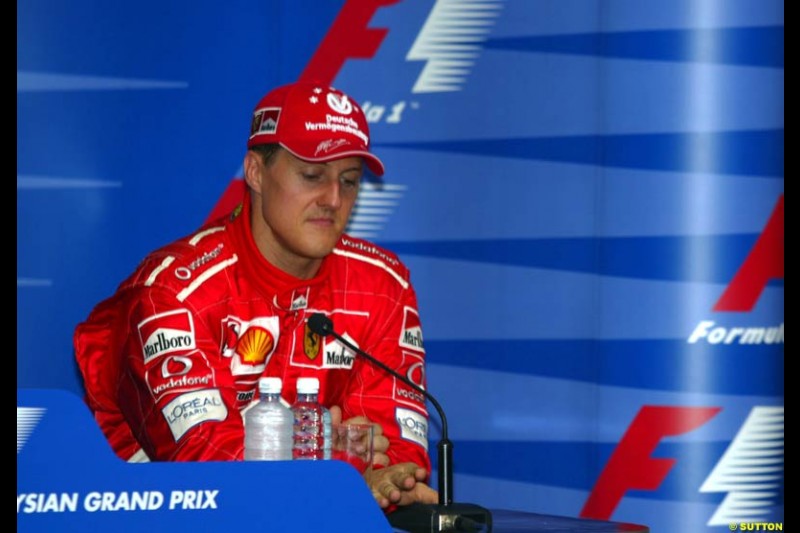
[296,377,320,394]
[258,377,282,394]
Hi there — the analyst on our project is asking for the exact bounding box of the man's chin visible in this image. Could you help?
[302,242,339,260]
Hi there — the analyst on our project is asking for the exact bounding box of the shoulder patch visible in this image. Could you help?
[138,308,196,364]
[334,236,409,289]
[338,236,400,266]
[134,225,236,300]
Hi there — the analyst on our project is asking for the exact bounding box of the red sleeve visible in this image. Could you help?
[341,282,432,474]
[77,285,245,462]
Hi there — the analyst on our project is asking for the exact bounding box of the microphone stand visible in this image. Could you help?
[307,313,492,533]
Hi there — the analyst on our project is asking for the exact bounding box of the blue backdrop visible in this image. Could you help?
[18,1,783,531]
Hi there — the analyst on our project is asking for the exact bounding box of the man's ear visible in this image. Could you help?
[243,151,263,192]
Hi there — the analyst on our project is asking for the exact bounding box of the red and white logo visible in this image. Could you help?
[253,108,280,135]
[687,194,784,345]
[322,333,358,370]
[714,195,784,313]
[138,309,196,364]
[394,351,426,408]
[161,355,193,378]
[581,405,784,526]
[699,406,784,526]
[581,406,721,521]
[399,306,424,352]
[327,92,353,114]
[206,0,502,226]
[298,0,501,96]
[220,316,279,376]
[145,354,215,399]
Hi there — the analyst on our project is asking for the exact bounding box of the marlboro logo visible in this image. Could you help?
[399,307,424,352]
[138,310,196,364]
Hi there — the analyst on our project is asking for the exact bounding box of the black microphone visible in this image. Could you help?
[307,313,492,533]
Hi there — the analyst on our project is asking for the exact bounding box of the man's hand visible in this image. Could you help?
[327,407,437,508]
[365,462,439,509]
[328,405,389,467]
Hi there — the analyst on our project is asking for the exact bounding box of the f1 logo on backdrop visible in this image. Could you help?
[17,407,46,454]
[298,0,401,88]
[581,405,784,527]
[299,0,501,94]
[713,194,784,312]
[207,0,502,227]
[580,406,720,521]
[301,0,501,239]
[687,194,784,345]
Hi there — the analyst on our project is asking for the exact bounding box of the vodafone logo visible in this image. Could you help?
[147,354,213,397]
[161,355,193,378]
[326,93,352,115]
[407,361,425,389]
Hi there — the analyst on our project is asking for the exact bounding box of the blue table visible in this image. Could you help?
[18,389,650,533]
[390,508,649,532]
[487,509,648,532]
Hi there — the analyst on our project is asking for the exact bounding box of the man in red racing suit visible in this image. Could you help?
[73,81,436,510]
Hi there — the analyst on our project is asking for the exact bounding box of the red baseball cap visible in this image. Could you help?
[248,81,385,177]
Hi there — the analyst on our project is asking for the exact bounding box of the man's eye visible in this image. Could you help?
[342,178,360,190]
[302,173,322,181]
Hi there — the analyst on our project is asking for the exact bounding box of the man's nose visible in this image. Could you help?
[318,178,343,209]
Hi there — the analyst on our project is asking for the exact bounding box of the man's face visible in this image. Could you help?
[249,148,363,275]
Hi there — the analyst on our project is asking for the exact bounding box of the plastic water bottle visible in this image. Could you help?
[244,377,293,461]
[292,377,323,460]
[321,406,332,460]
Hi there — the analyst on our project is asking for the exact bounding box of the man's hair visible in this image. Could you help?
[250,143,281,167]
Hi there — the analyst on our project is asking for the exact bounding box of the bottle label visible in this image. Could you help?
[293,405,323,459]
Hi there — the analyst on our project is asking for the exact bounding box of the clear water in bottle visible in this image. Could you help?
[244,377,293,461]
[292,377,323,460]
[322,405,332,460]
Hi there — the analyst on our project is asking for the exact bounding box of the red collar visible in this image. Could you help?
[227,189,332,308]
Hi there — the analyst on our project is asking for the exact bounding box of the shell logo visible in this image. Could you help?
[235,326,274,365]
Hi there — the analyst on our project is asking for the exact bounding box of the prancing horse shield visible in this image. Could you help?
[304,323,320,360]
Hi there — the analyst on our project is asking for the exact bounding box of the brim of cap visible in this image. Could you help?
[280,142,385,177]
